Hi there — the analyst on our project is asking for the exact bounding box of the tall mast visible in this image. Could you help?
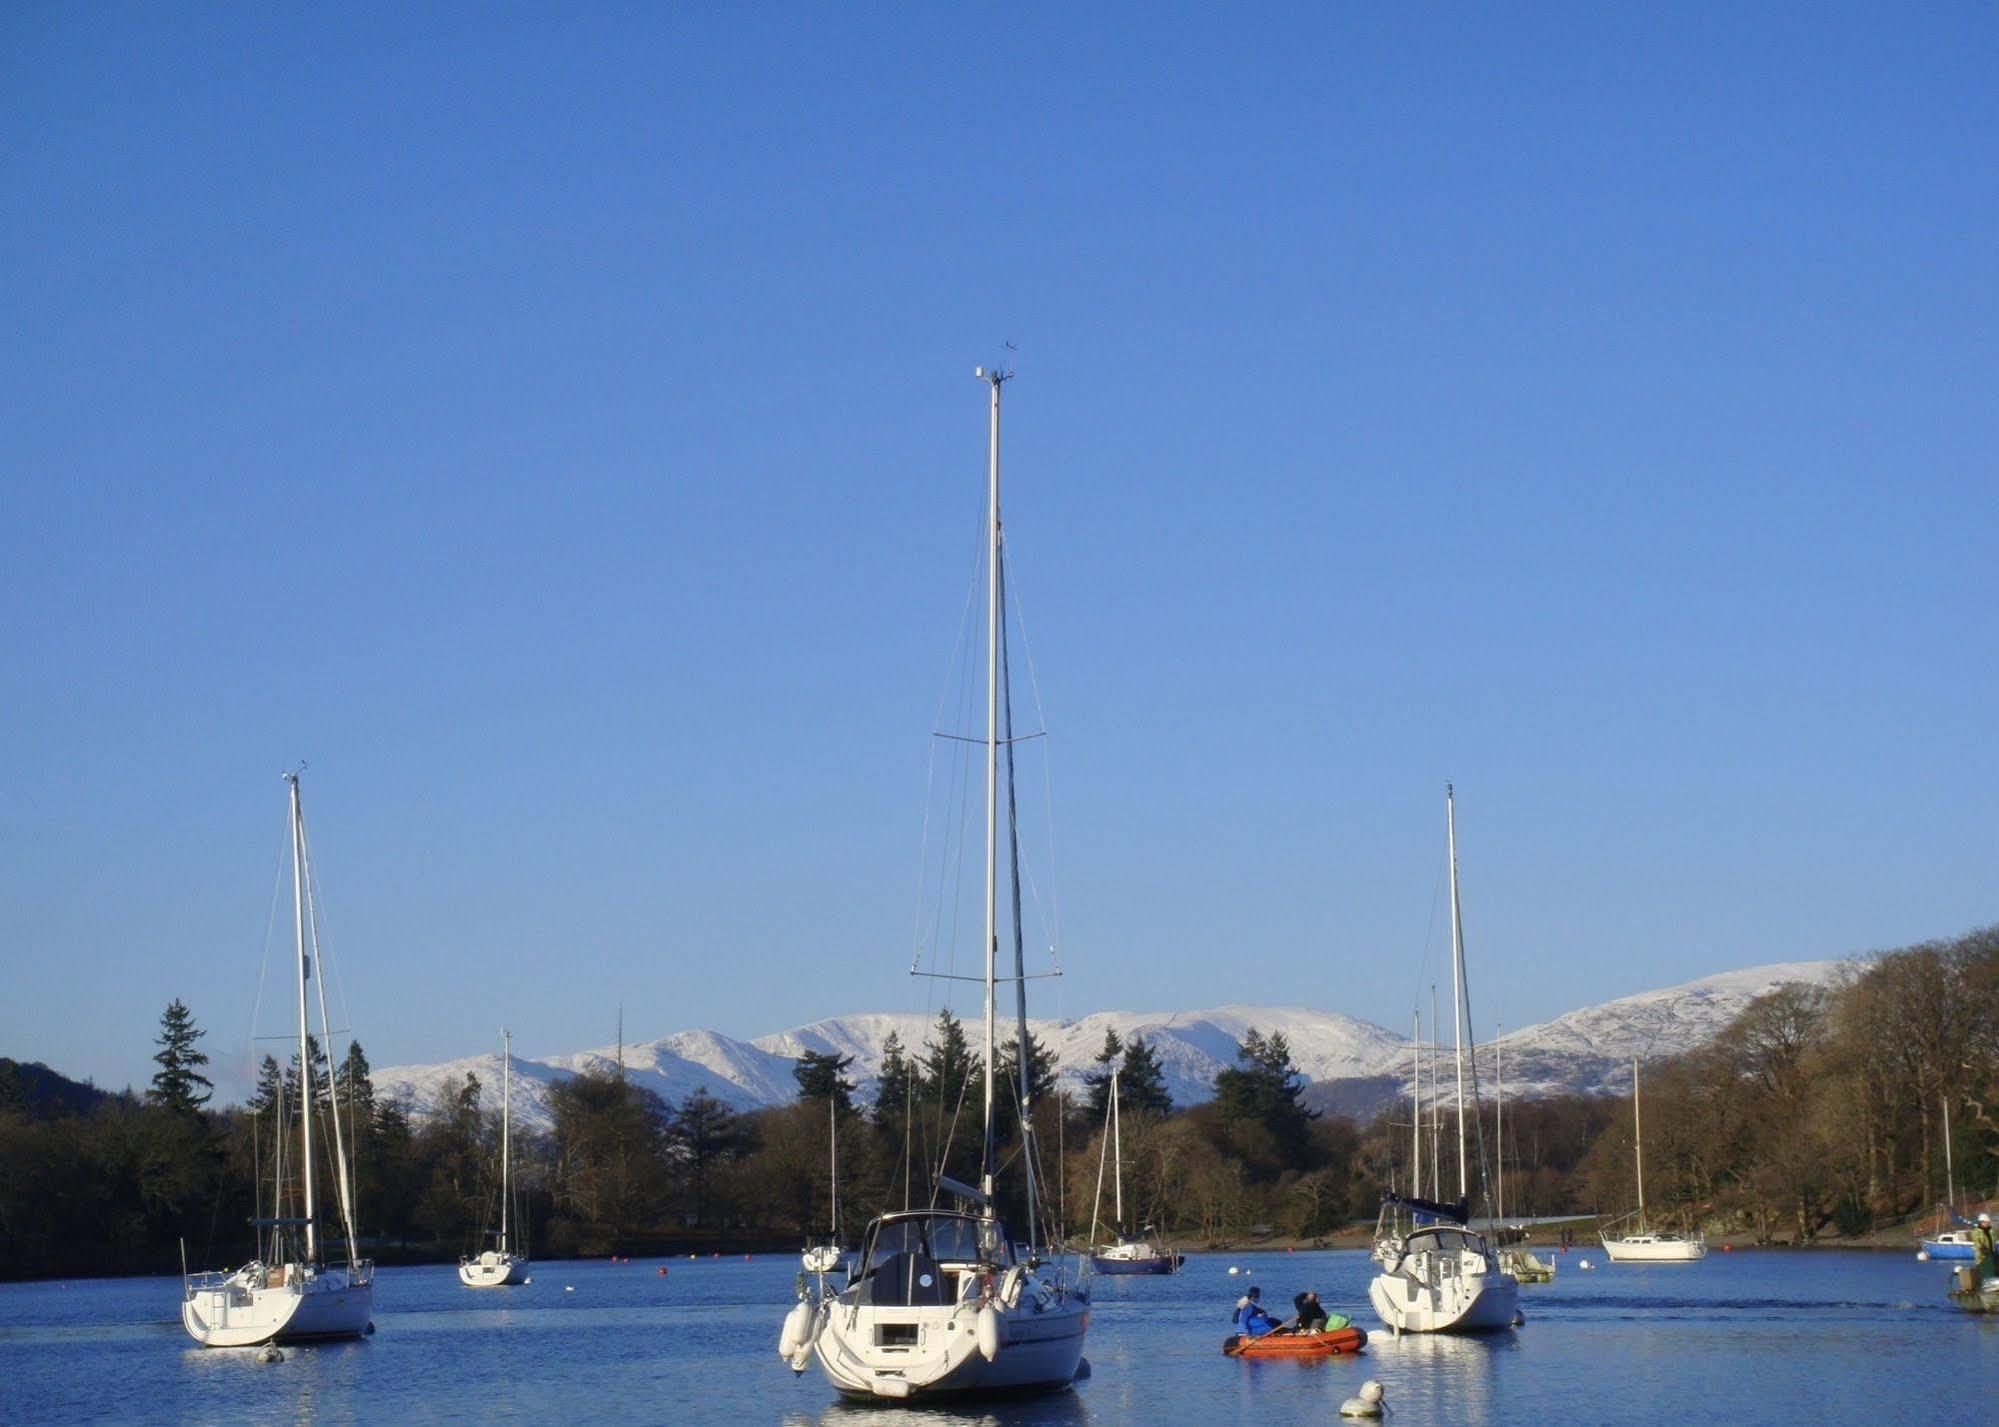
[1447,785,1467,1202]
[1111,1068,1123,1228]
[1410,1010,1422,1201]
[1633,1055,1645,1232]
[1943,1093,1955,1208]
[829,1093,840,1242]
[1495,1029,1504,1223]
[501,1029,511,1253]
[302,799,357,1267]
[287,772,316,1264]
[977,364,1007,1208]
[1429,984,1440,1193]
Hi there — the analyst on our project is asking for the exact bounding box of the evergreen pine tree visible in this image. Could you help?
[1118,1034,1173,1116]
[147,998,213,1113]
[249,1055,284,1116]
[995,1029,1057,1145]
[1212,1027,1316,1164]
[792,1050,855,1113]
[1083,1027,1123,1120]
[872,1032,913,1128]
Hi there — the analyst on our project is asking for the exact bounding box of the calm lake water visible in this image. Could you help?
[2,1248,1992,1425]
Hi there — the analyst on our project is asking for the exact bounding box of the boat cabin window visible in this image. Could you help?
[859,1214,1007,1278]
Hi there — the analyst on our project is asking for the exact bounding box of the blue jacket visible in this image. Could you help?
[1234,1302,1279,1337]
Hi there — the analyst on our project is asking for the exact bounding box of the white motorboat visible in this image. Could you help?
[182,771,374,1346]
[777,366,1088,1400]
[1600,1055,1707,1262]
[1368,786,1519,1334]
[460,1028,529,1287]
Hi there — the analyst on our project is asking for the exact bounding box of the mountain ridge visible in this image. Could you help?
[376,959,1846,1133]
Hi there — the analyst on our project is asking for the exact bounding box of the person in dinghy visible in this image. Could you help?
[1232,1286,1281,1339]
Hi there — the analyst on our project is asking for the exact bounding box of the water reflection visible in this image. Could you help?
[780,1385,1093,1427]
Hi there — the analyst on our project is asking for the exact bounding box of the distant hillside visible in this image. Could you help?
[0,1058,111,1120]
[379,959,1843,1133]
[1302,959,1848,1121]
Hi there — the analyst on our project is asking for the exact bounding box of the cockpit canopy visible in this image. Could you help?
[860,1211,1010,1272]
[845,1211,1012,1309]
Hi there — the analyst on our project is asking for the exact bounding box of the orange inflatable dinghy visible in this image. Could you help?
[1224,1325,1368,1357]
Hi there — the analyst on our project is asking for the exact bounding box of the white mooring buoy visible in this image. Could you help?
[1339,1380,1385,1418]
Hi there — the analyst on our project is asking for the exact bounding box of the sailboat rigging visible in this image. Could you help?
[776,367,1089,1400]
[1087,1068,1181,1274]
[181,771,374,1346]
[1599,1054,1707,1261]
[460,1028,530,1287]
[1367,785,1521,1334]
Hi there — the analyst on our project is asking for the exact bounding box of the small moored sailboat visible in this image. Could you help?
[460,1028,529,1287]
[181,771,374,1347]
[1087,1069,1181,1274]
[1599,1055,1706,1262]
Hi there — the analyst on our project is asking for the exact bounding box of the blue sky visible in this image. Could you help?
[3,5,1993,1099]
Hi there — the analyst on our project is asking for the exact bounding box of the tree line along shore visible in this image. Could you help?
[3,924,1992,1282]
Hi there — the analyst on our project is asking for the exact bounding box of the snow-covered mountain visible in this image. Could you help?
[1302,959,1849,1120]
[376,959,1844,1133]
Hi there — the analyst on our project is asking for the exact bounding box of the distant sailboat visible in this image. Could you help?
[1367,786,1521,1334]
[181,771,374,1346]
[1087,1069,1180,1274]
[1599,1055,1706,1262]
[1918,1095,1975,1260]
[800,1095,847,1277]
[460,1029,529,1287]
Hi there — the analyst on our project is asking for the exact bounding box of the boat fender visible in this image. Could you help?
[1339,1380,1385,1418]
[976,1303,1005,1361]
[778,1301,814,1359]
[258,1345,284,1364]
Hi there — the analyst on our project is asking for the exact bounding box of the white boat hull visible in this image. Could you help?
[182,1267,373,1347]
[459,1253,529,1287]
[809,1296,1086,1399]
[815,1295,1095,1399]
[1369,1267,1518,1333]
[1601,1233,1707,1261]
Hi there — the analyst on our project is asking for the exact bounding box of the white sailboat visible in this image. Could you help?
[1087,1069,1180,1274]
[1368,785,1520,1334]
[460,1028,529,1287]
[182,771,374,1346]
[777,366,1089,1400]
[1600,1055,1706,1262]
[800,1095,847,1277]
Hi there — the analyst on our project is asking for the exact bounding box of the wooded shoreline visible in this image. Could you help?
[5,924,1993,1285]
